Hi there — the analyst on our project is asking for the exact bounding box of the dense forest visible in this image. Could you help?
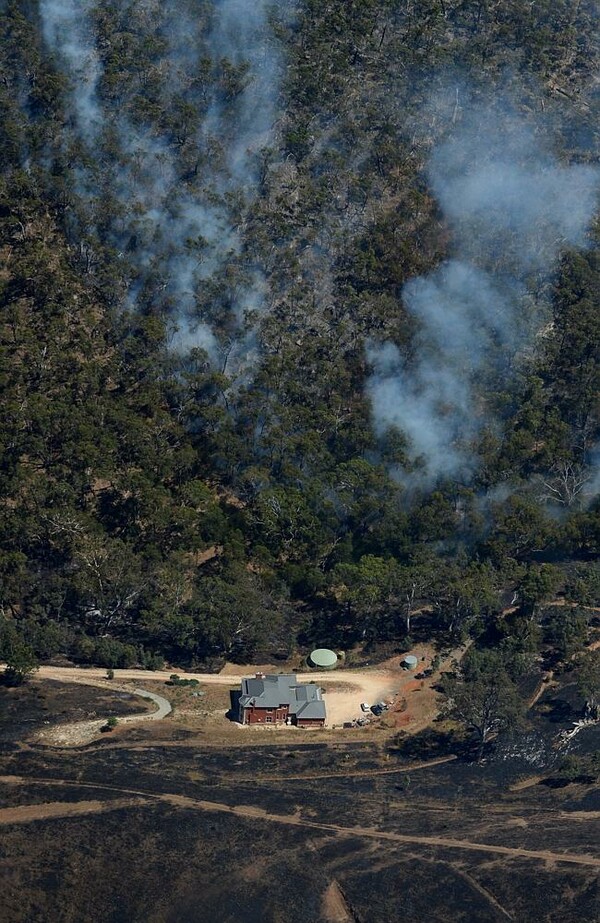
[0,0,599,678]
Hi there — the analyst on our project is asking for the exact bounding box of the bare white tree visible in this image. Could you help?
[541,460,590,507]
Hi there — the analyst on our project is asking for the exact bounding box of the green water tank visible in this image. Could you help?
[308,648,339,670]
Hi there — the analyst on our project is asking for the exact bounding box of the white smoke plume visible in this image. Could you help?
[203,0,284,187]
[367,90,600,487]
[38,0,294,366]
[39,0,103,142]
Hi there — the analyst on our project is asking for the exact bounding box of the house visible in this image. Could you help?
[237,673,326,727]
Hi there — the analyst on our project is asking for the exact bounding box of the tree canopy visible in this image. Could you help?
[0,0,598,671]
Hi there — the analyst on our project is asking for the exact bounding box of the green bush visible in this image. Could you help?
[166,674,200,687]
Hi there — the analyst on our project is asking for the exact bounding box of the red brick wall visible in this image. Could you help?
[243,705,289,725]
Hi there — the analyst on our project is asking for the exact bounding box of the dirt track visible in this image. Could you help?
[526,636,600,711]
[0,798,148,825]
[34,664,385,686]
[234,754,457,783]
[0,776,598,869]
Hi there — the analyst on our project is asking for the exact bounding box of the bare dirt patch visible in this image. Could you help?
[0,798,148,825]
[37,718,111,748]
[322,672,398,725]
[322,880,355,922]
[218,661,279,676]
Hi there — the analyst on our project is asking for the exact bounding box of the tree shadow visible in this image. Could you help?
[227,689,241,723]
[538,775,596,788]
[387,727,470,761]
[538,696,578,724]
[0,671,28,688]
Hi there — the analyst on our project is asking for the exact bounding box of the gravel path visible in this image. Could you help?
[126,689,172,722]
[33,682,172,747]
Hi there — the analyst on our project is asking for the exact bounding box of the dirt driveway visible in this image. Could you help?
[321,672,398,725]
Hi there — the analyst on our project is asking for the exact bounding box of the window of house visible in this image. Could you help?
[266,717,273,723]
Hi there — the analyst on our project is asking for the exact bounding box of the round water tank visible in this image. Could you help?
[402,655,418,670]
[309,648,338,670]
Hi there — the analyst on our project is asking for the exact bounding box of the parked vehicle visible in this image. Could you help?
[360,702,371,712]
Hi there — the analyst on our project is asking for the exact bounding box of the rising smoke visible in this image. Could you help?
[367,89,600,487]
[40,0,103,142]
[39,0,293,367]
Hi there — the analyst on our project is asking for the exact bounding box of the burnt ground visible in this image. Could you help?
[0,679,148,746]
[0,678,598,922]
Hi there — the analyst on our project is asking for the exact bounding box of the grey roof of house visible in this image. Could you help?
[240,674,296,708]
[240,673,326,720]
[288,681,326,719]
[293,698,327,720]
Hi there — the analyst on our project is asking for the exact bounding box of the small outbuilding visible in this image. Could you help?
[308,648,338,670]
[402,655,418,670]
